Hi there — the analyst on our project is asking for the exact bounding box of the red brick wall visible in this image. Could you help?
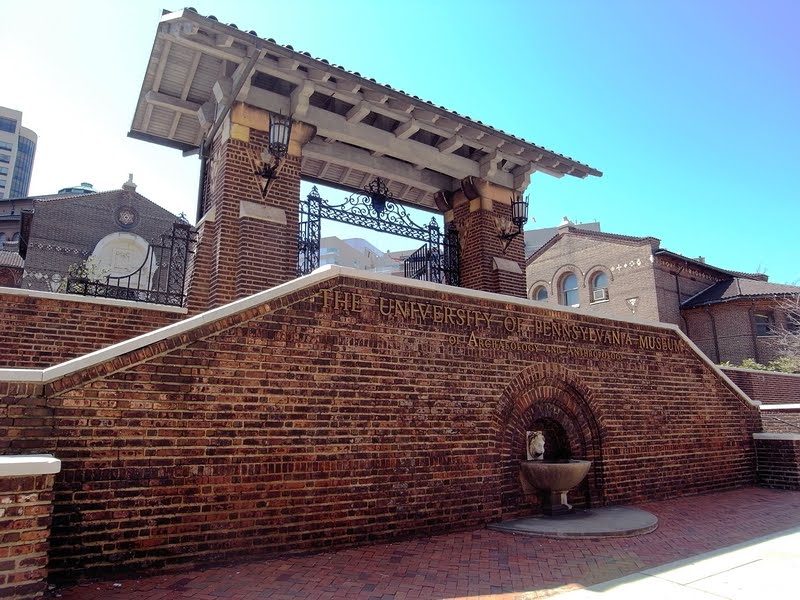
[683,300,788,365]
[754,435,800,490]
[0,473,56,600]
[186,121,302,313]
[0,291,183,368]
[451,194,526,298]
[722,367,800,405]
[0,274,760,579]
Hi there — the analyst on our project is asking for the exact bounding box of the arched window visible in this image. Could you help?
[532,286,548,301]
[11,232,19,242]
[560,273,579,306]
[591,271,609,302]
[0,232,6,244]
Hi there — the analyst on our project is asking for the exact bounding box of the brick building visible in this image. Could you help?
[17,176,182,293]
[525,222,800,364]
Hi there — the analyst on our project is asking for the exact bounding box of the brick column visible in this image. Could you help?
[187,104,316,313]
[0,456,61,600]
[446,177,526,298]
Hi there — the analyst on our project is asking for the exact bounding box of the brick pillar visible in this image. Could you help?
[0,456,61,600]
[446,177,526,298]
[187,104,316,312]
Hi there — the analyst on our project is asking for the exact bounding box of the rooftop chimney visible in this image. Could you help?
[122,173,137,192]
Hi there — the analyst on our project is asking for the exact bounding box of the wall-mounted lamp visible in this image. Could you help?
[498,193,530,252]
[253,112,292,198]
[365,177,391,215]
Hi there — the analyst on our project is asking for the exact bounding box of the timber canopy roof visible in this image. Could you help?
[130,8,602,212]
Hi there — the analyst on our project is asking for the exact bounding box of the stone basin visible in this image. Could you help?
[519,459,592,515]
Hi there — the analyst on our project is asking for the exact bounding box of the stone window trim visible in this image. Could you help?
[528,280,549,302]
[558,271,580,307]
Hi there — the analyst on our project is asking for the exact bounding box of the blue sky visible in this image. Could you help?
[3,0,798,283]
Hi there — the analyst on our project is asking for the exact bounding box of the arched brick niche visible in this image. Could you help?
[495,364,606,517]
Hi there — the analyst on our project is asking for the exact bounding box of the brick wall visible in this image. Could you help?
[0,271,760,580]
[754,434,800,490]
[722,367,800,405]
[450,190,526,298]
[22,189,178,292]
[186,107,305,313]
[0,289,183,368]
[0,457,60,600]
[526,232,661,321]
[675,300,788,365]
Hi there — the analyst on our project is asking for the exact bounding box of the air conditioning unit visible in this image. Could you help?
[592,288,608,302]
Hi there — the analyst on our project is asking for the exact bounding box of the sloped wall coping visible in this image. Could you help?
[0,266,758,408]
[753,433,800,441]
[0,454,62,476]
[722,366,800,379]
[0,285,188,314]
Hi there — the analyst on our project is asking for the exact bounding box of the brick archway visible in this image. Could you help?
[494,364,606,516]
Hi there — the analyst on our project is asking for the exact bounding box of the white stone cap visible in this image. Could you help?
[0,454,62,476]
[760,404,800,410]
[753,433,800,441]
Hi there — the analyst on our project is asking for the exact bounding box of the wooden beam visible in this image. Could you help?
[215,33,234,48]
[278,57,300,71]
[346,101,371,124]
[245,87,532,188]
[145,91,202,115]
[291,80,315,119]
[394,118,420,140]
[437,135,463,154]
[308,68,330,82]
[303,139,454,194]
[152,40,172,94]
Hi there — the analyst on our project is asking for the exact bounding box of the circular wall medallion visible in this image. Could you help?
[116,206,138,229]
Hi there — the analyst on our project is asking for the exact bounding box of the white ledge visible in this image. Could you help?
[0,286,188,314]
[760,404,800,411]
[753,433,800,441]
[0,454,62,476]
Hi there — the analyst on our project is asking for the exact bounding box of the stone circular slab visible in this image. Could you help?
[488,506,658,538]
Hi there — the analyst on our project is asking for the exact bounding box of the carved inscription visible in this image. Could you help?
[319,290,684,354]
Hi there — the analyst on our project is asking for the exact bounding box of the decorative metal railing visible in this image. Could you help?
[65,222,196,307]
[298,178,460,285]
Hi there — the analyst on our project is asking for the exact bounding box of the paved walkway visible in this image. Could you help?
[47,487,800,600]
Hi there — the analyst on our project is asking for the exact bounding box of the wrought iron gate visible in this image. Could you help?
[65,221,196,307]
[298,178,459,286]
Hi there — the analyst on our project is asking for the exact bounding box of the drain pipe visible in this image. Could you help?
[705,306,721,363]
[747,302,761,363]
[194,48,264,223]
[673,266,690,334]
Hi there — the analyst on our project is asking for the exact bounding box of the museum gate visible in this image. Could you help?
[297,178,460,285]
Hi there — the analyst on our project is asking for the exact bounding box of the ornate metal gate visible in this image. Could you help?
[298,178,459,286]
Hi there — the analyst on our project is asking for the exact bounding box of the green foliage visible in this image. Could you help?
[721,357,799,374]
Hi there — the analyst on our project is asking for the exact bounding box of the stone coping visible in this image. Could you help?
[0,285,188,314]
[760,404,800,410]
[753,433,800,441]
[0,266,758,408]
[721,365,800,379]
[0,454,62,476]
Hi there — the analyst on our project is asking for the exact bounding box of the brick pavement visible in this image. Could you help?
[47,487,800,600]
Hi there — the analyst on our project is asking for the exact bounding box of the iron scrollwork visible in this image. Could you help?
[65,222,196,307]
[297,177,460,286]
